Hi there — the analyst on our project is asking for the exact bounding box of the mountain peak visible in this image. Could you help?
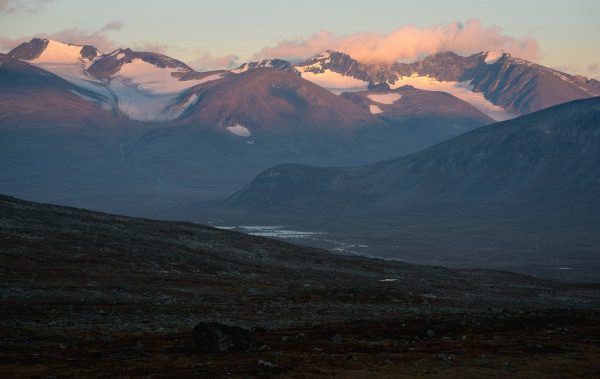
[87,48,194,80]
[482,50,510,64]
[8,38,100,63]
[231,59,298,75]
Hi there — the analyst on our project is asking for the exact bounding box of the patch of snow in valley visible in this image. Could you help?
[369,104,383,114]
[368,93,402,104]
[163,93,200,120]
[391,74,515,121]
[215,225,323,239]
[226,124,251,137]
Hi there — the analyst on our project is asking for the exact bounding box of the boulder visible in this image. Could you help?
[193,322,257,353]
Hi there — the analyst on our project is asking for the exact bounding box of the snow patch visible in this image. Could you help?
[368,93,402,104]
[391,75,515,121]
[28,42,113,109]
[232,60,273,74]
[296,68,369,94]
[484,51,504,64]
[110,61,223,121]
[369,104,383,114]
[164,93,200,120]
[116,58,197,93]
[232,64,249,74]
[226,124,251,137]
[26,43,225,122]
[31,40,86,64]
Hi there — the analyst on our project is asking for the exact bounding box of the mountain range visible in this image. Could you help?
[1,38,600,219]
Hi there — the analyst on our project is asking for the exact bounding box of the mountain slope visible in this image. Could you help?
[341,85,494,137]
[225,96,600,212]
[2,194,600,376]
[182,67,382,135]
[0,53,117,127]
[217,97,600,282]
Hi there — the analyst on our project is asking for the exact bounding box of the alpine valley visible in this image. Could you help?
[1,38,600,283]
[2,11,600,376]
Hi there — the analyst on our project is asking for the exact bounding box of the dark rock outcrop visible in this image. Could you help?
[193,322,257,353]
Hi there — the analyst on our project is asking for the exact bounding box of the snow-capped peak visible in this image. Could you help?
[483,50,508,64]
[231,59,298,75]
[232,60,274,73]
[8,38,101,64]
[31,40,100,64]
[32,40,83,63]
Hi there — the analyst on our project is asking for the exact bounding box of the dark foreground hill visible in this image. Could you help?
[1,195,600,377]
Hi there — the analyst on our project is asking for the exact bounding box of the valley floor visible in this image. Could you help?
[1,195,600,378]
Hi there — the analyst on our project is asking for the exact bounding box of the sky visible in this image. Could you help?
[0,0,599,77]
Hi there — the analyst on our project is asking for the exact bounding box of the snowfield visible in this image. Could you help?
[26,41,226,121]
[368,93,402,104]
[226,124,252,137]
[391,75,515,121]
[369,104,383,114]
[295,67,369,94]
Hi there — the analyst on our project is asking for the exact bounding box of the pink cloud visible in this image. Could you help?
[552,64,575,73]
[188,52,239,71]
[255,19,541,64]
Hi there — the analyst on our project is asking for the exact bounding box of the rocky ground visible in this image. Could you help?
[1,195,600,378]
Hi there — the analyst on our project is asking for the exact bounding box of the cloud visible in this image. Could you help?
[0,0,54,13]
[255,19,540,64]
[0,20,124,53]
[99,20,124,32]
[552,63,600,80]
[133,41,169,54]
[188,52,239,71]
[552,64,574,73]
